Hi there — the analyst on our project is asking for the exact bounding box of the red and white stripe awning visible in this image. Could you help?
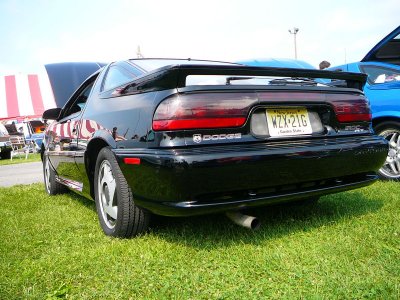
[0,72,56,121]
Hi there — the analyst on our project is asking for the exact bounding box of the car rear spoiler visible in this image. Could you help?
[113,64,368,96]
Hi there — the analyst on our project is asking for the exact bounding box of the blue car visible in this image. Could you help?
[238,58,316,69]
[330,26,400,181]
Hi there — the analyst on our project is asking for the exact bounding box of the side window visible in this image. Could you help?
[64,83,94,118]
[360,65,400,84]
[102,65,136,91]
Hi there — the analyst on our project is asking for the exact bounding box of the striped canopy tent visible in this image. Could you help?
[0,72,56,121]
[0,62,105,122]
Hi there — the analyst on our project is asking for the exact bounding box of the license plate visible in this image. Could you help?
[266,107,312,137]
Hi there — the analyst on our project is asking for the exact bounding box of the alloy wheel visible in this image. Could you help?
[98,160,118,229]
[379,130,400,179]
[44,157,51,193]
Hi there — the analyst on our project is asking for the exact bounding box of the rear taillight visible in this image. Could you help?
[153,93,257,131]
[328,95,371,123]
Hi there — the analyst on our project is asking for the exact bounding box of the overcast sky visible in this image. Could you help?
[0,0,399,74]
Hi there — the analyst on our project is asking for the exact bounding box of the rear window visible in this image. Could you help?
[185,75,328,87]
[0,124,8,137]
[102,64,140,91]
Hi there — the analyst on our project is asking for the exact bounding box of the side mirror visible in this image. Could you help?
[42,108,62,120]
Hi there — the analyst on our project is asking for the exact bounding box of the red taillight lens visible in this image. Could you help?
[153,93,257,131]
[329,95,371,123]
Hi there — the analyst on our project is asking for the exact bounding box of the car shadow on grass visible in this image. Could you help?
[60,187,384,247]
[150,191,384,248]
[66,192,97,210]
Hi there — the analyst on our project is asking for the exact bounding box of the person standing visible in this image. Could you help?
[319,60,331,70]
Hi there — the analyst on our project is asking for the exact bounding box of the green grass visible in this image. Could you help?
[0,182,399,299]
[0,153,41,166]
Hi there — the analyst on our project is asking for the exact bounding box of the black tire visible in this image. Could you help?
[94,147,150,238]
[374,121,400,181]
[0,151,11,160]
[43,154,68,195]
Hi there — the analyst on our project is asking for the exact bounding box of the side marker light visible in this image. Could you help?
[124,158,141,165]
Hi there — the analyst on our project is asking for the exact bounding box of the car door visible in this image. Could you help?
[47,80,95,191]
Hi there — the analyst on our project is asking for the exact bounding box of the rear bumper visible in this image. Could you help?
[115,135,388,216]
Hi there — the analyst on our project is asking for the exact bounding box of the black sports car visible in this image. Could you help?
[41,58,388,237]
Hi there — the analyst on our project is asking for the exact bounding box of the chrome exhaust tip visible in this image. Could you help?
[226,211,261,230]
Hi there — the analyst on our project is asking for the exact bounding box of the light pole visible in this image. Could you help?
[137,45,144,58]
[288,27,299,59]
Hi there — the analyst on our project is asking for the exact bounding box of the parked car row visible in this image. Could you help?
[0,120,45,159]
[4,121,45,153]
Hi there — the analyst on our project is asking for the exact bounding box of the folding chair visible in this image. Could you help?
[9,136,33,160]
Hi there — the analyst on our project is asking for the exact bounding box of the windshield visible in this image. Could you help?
[129,59,238,72]
[0,124,8,136]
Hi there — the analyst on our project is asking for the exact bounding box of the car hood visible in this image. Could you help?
[45,62,106,108]
[361,26,400,65]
